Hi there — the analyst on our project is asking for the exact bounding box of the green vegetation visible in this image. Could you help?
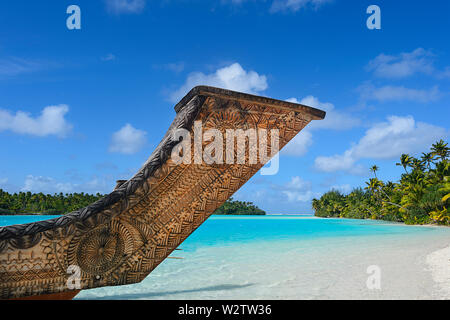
[0,191,266,216]
[214,197,266,215]
[313,140,450,225]
[0,190,103,215]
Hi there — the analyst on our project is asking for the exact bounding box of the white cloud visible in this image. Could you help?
[438,66,450,79]
[105,0,146,14]
[0,177,18,192]
[284,190,317,202]
[315,150,358,173]
[367,48,450,80]
[314,115,447,173]
[367,48,435,79]
[21,175,113,195]
[352,116,446,159]
[282,129,313,156]
[330,184,352,194]
[293,96,361,130]
[270,0,332,13]
[169,63,268,102]
[358,83,440,103]
[22,175,74,194]
[109,123,147,154]
[0,57,42,76]
[283,96,360,156]
[280,176,319,202]
[0,105,72,137]
[286,176,312,190]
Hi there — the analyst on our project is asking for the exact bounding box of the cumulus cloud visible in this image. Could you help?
[282,129,313,156]
[270,0,332,13]
[292,96,361,131]
[314,115,447,173]
[286,176,312,190]
[284,190,318,202]
[312,157,360,175]
[0,105,72,137]
[358,83,440,103]
[315,150,360,174]
[366,48,450,80]
[367,48,435,79]
[104,0,146,14]
[169,63,268,102]
[283,96,360,156]
[109,123,147,154]
[280,176,319,202]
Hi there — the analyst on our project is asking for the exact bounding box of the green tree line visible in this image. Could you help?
[0,191,103,215]
[313,140,450,225]
[0,191,266,216]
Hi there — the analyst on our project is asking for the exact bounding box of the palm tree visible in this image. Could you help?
[430,160,450,183]
[431,140,449,160]
[411,158,426,172]
[365,178,383,194]
[396,154,412,173]
[312,198,320,211]
[421,152,435,170]
[370,165,379,178]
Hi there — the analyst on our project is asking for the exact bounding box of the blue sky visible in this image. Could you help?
[0,0,449,214]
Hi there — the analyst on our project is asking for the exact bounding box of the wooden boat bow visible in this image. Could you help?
[0,86,325,299]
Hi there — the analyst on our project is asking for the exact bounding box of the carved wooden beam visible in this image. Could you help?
[0,86,325,299]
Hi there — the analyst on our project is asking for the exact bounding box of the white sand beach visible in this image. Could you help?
[76,218,450,300]
[426,244,450,299]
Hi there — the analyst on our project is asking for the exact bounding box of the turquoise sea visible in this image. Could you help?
[1,215,450,299]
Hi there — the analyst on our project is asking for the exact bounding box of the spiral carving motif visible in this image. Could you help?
[69,220,134,276]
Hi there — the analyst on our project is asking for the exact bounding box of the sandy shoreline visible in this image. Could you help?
[77,229,450,300]
[426,244,450,299]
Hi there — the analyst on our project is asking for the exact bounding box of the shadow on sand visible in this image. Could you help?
[78,283,255,300]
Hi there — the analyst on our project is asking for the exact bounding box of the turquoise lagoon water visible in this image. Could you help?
[1,215,450,299]
[0,215,61,227]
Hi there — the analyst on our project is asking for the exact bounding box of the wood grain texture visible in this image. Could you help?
[0,86,325,299]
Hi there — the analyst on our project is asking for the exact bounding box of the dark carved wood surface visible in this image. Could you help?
[0,86,325,299]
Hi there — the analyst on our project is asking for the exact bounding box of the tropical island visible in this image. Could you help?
[0,191,103,215]
[214,198,266,215]
[313,140,449,225]
[0,191,265,216]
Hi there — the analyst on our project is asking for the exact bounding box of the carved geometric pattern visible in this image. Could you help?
[0,86,325,299]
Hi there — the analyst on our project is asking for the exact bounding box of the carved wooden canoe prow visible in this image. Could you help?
[0,86,326,300]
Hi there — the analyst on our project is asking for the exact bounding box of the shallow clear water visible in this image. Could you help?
[2,215,450,299]
[0,215,61,227]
